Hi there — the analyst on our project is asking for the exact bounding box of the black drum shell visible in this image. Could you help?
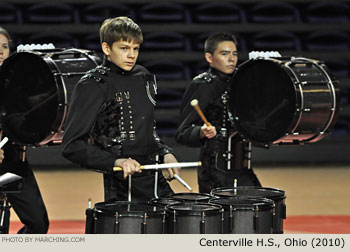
[165,202,223,234]
[211,186,286,234]
[210,196,274,234]
[89,201,165,234]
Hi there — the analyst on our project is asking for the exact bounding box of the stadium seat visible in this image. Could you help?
[80,2,135,23]
[249,2,300,23]
[193,2,246,23]
[24,3,78,23]
[142,32,191,52]
[302,2,349,23]
[137,2,190,23]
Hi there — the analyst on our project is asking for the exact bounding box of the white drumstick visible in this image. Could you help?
[173,174,192,192]
[113,161,201,172]
[0,137,9,148]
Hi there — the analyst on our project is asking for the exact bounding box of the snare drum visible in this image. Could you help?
[169,192,213,203]
[87,201,165,234]
[211,187,286,233]
[166,203,223,234]
[229,57,339,146]
[210,196,274,234]
[0,49,101,146]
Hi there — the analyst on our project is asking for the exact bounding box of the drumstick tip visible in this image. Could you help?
[190,99,198,107]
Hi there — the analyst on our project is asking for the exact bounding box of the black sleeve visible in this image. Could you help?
[61,79,117,173]
[175,79,214,147]
[152,121,174,157]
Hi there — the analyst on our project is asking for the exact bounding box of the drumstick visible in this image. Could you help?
[190,99,211,127]
[173,174,192,192]
[113,161,202,172]
[0,137,9,148]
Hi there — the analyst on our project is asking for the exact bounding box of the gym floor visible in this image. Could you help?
[8,164,350,233]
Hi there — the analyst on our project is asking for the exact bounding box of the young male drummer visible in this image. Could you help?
[176,32,261,193]
[62,17,180,202]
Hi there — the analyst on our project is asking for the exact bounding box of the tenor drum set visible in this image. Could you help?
[0,49,340,234]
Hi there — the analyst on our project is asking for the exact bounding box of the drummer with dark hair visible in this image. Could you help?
[62,17,180,202]
[0,26,49,234]
[176,32,262,193]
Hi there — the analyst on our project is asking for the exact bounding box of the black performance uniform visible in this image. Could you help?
[0,142,49,234]
[62,58,174,202]
[176,67,261,193]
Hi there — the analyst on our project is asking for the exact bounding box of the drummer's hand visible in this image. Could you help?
[114,158,141,179]
[200,124,216,139]
[0,149,4,164]
[163,153,181,181]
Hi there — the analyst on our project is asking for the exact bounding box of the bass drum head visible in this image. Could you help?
[229,59,296,144]
[0,52,58,145]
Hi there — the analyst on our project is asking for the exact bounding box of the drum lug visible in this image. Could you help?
[301,81,308,86]
[220,209,225,234]
[114,212,120,234]
[229,205,234,233]
[200,212,206,234]
[253,206,259,232]
[303,108,311,112]
[141,213,147,234]
[162,210,166,234]
[293,132,300,136]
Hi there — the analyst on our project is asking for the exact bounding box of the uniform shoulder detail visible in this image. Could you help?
[193,72,217,83]
[81,65,110,83]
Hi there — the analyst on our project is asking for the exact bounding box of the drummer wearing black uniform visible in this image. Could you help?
[176,32,261,193]
[62,17,180,202]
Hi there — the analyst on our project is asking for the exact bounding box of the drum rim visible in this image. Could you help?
[94,201,164,215]
[165,202,222,216]
[169,192,213,201]
[209,196,275,211]
[211,186,286,201]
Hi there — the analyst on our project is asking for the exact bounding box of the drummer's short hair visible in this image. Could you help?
[100,17,143,47]
[0,26,11,44]
[204,32,237,55]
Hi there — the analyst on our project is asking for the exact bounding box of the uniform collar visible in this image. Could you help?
[102,56,135,75]
[208,67,233,82]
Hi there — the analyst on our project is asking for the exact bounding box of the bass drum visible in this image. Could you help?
[228,57,339,146]
[0,49,101,146]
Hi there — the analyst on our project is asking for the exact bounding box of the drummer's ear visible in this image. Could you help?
[102,42,111,56]
[205,52,213,65]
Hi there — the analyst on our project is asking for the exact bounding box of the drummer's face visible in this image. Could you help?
[206,41,237,74]
[102,39,140,71]
[0,34,10,65]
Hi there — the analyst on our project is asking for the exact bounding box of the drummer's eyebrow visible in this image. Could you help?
[220,50,237,54]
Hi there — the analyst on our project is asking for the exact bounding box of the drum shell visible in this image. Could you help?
[211,187,286,233]
[0,49,101,146]
[229,57,339,146]
[210,197,274,234]
[88,201,165,234]
[165,203,223,234]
